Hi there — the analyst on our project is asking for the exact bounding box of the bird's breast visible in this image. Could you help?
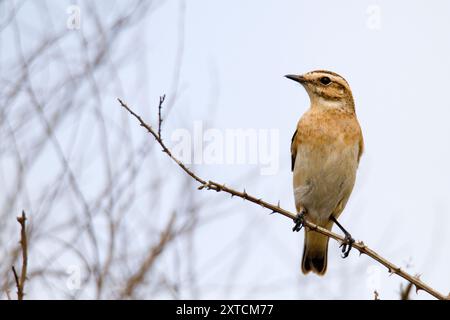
[293,130,360,224]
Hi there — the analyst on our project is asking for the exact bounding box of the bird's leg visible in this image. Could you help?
[292,208,307,232]
[330,216,354,258]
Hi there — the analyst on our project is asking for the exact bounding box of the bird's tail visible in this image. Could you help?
[301,228,330,275]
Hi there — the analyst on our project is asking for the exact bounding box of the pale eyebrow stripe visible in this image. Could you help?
[310,70,349,86]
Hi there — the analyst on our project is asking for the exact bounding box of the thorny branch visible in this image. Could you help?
[12,211,28,300]
[118,97,450,301]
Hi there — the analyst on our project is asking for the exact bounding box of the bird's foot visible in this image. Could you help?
[292,209,306,232]
[339,233,355,258]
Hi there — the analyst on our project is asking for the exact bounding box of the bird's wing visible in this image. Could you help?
[357,133,364,164]
[290,129,298,172]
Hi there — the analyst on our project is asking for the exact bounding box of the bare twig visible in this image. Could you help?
[12,210,28,300]
[11,267,20,295]
[374,290,380,300]
[158,94,166,139]
[400,282,413,300]
[118,98,450,300]
[1,1,163,298]
[118,98,206,186]
[120,212,176,298]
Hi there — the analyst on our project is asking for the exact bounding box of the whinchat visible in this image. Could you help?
[285,70,364,275]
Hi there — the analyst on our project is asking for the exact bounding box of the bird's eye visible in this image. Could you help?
[320,77,331,85]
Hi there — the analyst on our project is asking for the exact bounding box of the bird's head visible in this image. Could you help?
[285,70,354,111]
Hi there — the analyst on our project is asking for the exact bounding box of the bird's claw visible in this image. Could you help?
[339,234,355,258]
[292,210,306,232]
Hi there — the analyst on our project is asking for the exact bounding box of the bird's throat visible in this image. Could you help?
[311,96,354,113]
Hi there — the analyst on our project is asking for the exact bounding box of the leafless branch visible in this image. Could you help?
[120,212,177,298]
[158,94,166,139]
[1,1,190,299]
[12,210,28,300]
[374,290,380,300]
[118,97,450,301]
[400,282,413,300]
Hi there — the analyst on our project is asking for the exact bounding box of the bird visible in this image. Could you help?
[285,70,364,275]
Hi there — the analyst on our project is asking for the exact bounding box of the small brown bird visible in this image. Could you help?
[285,70,364,275]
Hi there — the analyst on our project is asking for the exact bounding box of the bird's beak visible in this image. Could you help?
[285,74,306,84]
